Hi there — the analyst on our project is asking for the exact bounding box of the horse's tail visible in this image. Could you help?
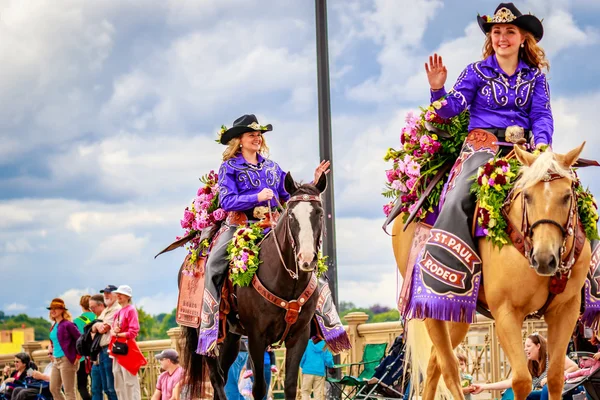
[181,326,205,397]
[405,319,452,400]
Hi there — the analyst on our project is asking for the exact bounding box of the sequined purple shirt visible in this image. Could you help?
[218,153,290,211]
[431,54,553,145]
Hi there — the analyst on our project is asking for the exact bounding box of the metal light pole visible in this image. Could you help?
[316,1,341,399]
[315,0,338,306]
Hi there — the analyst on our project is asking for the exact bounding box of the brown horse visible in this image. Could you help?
[182,172,327,400]
[393,144,591,400]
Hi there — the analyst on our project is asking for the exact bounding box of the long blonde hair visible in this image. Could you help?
[482,28,550,72]
[222,134,270,161]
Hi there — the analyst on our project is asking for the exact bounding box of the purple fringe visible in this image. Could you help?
[404,296,477,324]
[196,317,219,356]
[316,315,352,354]
[581,308,600,331]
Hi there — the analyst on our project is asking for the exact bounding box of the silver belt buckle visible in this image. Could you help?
[505,125,525,144]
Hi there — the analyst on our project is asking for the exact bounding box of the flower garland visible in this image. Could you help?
[471,158,520,249]
[472,155,600,249]
[574,181,600,241]
[178,170,227,274]
[382,99,469,222]
[227,223,329,287]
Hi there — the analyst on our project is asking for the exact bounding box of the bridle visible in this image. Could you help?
[267,193,323,280]
[520,172,578,277]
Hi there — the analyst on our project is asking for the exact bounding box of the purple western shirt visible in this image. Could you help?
[218,153,290,212]
[431,54,553,145]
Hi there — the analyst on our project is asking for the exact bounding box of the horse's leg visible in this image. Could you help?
[544,296,581,400]
[494,307,531,400]
[423,319,467,400]
[422,321,470,400]
[205,356,227,400]
[219,332,241,387]
[284,329,310,400]
[248,334,268,400]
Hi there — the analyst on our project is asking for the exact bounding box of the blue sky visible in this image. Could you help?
[1,0,599,317]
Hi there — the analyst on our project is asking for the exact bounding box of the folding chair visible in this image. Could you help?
[564,352,600,400]
[326,343,388,400]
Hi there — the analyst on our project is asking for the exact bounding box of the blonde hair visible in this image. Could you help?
[516,151,575,190]
[222,133,270,161]
[482,28,550,72]
[49,309,73,322]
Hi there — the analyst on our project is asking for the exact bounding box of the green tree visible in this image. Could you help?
[136,307,156,341]
[0,314,52,341]
[370,309,400,323]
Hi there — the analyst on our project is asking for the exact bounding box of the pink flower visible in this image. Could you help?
[405,111,418,129]
[383,202,394,216]
[441,99,448,106]
[212,208,226,221]
[392,180,407,192]
[488,178,495,186]
[211,184,219,194]
[403,154,413,165]
[197,187,205,196]
[385,169,398,183]
[396,160,406,174]
[205,192,214,202]
[419,135,430,147]
[180,208,194,229]
[406,177,418,190]
[405,161,421,177]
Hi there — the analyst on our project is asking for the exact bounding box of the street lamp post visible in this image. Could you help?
[315,1,341,399]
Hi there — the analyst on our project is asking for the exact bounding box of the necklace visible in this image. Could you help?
[499,70,523,89]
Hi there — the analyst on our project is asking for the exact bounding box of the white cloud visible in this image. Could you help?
[136,292,179,315]
[88,233,149,265]
[4,303,27,312]
[2,239,34,254]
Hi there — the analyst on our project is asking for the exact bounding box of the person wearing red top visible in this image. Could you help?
[109,285,146,400]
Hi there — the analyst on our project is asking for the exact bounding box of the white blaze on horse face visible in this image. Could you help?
[292,202,316,268]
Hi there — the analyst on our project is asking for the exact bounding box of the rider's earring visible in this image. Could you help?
[520,43,525,48]
[240,144,242,149]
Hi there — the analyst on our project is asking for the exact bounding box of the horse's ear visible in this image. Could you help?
[284,172,298,195]
[558,141,586,168]
[514,144,536,167]
[315,173,327,193]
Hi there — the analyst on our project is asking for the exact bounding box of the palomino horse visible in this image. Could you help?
[392,143,591,400]
[182,172,327,400]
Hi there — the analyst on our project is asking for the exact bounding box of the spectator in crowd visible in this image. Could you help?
[88,294,107,400]
[109,285,146,400]
[74,294,95,400]
[242,350,278,400]
[91,285,121,400]
[151,349,183,400]
[457,352,474,400]
[299,338,334,400]
[225,336,249,400]
[472,333,579,400]
[1,353,36,399]
[11,362,53,400]
[47,298,81,400]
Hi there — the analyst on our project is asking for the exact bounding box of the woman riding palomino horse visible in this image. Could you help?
[392,3,594,400]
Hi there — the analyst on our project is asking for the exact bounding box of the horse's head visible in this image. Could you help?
[281,172,327,273]
[514,143,585,276]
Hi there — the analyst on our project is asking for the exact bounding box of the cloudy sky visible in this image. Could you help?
[1,0,599,318]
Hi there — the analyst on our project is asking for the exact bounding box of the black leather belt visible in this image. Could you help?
[482,127,532,140]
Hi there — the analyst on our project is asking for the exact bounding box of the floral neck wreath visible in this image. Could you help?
[471,150,600,249]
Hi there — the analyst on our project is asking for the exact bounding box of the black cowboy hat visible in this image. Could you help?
[478,3,544,42]
[219,114,273,145]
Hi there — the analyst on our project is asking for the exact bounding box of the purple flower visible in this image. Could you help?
[488,178,495,186]
[212,208,226,221]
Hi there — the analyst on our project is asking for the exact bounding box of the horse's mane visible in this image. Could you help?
[516,151,575,190]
